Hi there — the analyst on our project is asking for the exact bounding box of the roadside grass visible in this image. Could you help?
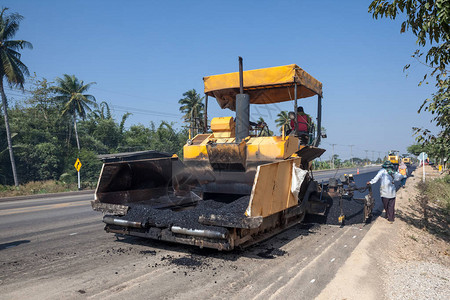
[425,174,450,216]
[0,180,78,198]
[412,173,450,241]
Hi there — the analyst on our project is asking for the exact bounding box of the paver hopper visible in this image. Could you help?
[92,59,328,250]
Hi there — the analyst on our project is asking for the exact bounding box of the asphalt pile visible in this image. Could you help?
[325,195,366,225]
[170,256,203,268]
[256,247,288,259]
[124,196,251,232]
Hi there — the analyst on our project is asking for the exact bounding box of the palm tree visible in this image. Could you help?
[275,111,290,133]
[178,89,204,137]
[255,116,272,136]
[51,74,96,150]
[90,101,112,120]
[0,8,33,186]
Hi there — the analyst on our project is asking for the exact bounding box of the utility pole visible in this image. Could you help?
[377,151,381,163]
[331,144,337,169]
[348,145,354,166]
[364,150,369,165]
[371,151,375,163]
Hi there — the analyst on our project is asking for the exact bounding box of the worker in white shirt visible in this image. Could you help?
[367,161,405,223]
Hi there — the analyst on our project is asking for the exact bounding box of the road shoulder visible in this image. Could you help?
[315,216,391,300]
[316,167,450,300]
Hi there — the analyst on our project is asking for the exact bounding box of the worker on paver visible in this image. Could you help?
[367,161,405,223]
[290,106,311,145]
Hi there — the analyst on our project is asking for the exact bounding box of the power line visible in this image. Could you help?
[2,92,184,120]
[330,143,337,169]
[91,87,162,104]
[348,144,354,165]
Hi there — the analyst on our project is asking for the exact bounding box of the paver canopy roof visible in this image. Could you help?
[204,64,322,110]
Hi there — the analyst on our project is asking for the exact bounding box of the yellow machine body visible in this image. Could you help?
[388,155,399,164]
[92,63,327,250]
[184,118,301,163]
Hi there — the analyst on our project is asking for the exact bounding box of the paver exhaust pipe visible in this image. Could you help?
[235,56,250,143]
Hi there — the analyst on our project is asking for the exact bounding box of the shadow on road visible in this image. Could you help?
[396,205,450,243]
[0,240,30,251]
[112,223,318,261]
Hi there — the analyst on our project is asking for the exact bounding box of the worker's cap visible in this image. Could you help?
[382,161,394,169]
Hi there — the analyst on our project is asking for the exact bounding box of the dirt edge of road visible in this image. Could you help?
[0,189,94,203]
[316,166,450,300]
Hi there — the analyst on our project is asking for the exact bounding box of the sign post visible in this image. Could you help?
[418,152,428,182]
[74,158,82,189]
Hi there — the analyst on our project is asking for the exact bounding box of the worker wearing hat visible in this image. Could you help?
[289,106,312,145]
[367,161,405,223]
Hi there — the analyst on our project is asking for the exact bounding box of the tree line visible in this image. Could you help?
[370,1,449,165]
[0,7,210,187]
[0,77,194,186]
[1,4,449,188]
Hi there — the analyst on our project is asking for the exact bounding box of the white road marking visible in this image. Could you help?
[269,227,353,300]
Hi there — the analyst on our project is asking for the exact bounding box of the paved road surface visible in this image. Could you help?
[0,166,408,299]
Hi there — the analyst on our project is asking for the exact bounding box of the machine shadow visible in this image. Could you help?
[0,240,31,251]
[112,223,319,261]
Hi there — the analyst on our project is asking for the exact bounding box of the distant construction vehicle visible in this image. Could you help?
[388,150,400,169]
[402,155,411,165]
[91,59,365,250]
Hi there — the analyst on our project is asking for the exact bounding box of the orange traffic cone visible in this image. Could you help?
[357,168,360,175]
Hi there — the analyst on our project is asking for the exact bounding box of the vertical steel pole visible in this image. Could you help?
[204,94,208,133]
[239,57,244,94]
[315,95,322,146]
[236,57,249,142]
[77,170,81,190]
[422,160,425,182]
[294,82,298,137]
[349,145,354,166]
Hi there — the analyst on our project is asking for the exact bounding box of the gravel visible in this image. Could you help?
[385,261,450,300]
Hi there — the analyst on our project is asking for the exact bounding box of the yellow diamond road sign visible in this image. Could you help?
[74,158,82,172]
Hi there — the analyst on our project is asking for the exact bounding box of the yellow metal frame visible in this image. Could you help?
[245,158,302,217]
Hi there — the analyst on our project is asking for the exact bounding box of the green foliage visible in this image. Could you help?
[408,141,449,162]
[64,149,102,188]
[416,174,450,230]
[426,174,450,215]
[178,89,204,136]
[0,78,192,187]
[0,8,33,87]
[0,180,77,197]
[30,142,61,180]
[275,111,290,133]
[51,74,97,120]
[50,74,97,151]
[369,0,450,163]
[312,160,331,170]
[369,0,449,74]
[0,7,33,186]
[407,143,425,156]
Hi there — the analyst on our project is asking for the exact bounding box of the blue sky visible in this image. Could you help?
[3,0,438,161]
